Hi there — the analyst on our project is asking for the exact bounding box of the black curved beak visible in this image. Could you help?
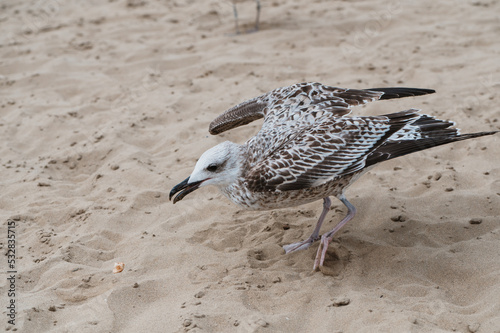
[169,177,204,204]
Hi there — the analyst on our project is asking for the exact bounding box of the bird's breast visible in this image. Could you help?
[219,174,360,211]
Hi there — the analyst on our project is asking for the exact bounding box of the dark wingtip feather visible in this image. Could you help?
[209,98,266,135]
[366,87,436,100]
[366,130,498,167]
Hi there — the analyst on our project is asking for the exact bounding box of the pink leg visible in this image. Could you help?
[283,197,332,253]
[313,195,356,271]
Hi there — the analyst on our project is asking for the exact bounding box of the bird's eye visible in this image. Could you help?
[206,164,218,172]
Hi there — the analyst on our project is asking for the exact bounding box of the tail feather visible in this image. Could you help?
[413,114,456,132]
[366,122,498,167]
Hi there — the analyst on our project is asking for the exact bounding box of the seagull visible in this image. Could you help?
[170,82,498,271]
[231,0,261,34]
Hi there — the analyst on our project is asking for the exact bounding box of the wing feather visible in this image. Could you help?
[209,96,267,135]
[208,82,435,192]
[245,110,421,192]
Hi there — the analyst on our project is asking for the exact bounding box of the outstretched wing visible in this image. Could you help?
[210,83,377,135]
[209,82,434,135]
[208,82,434,191]
[209,96,268,135]
[244,110,421,192]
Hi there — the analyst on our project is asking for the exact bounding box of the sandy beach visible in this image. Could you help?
[1,0,500,332]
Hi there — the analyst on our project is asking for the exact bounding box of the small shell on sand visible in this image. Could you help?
[113,262,125,274]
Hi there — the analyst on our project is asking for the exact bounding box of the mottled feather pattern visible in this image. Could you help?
[241,83,385,166]
[245,112,420,192]
[201,82,496,210]
[210,82,384,138]
[170,82,497,270]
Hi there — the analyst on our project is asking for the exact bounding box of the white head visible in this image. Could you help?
[170,141,243,203]
[189,141,243,186]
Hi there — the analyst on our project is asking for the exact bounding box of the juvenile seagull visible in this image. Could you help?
[170,82,498,270]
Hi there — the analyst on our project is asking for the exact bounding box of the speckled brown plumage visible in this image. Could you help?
[170,82,498,270]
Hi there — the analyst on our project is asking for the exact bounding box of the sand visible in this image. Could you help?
[1,0,500,332]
